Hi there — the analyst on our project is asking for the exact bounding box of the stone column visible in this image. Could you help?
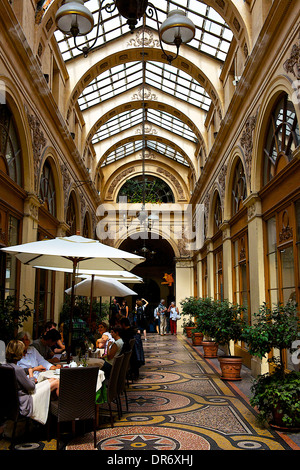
[175,257,194,332]
[53,222,70,325]
[20,194,40,332]
[220,221,233,302]
[244,193,268,375]
[196,252,202,297]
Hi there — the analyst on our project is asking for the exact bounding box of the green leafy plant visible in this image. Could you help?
[212,299,246,355]
[242,301,299,368]
[250,367,300,428]
[193,297,218,339]
[0,295,33,343]
[243,301,300,428]
[60,296,109,325]
[180,296,197,329]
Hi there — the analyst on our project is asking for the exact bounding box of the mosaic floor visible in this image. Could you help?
[1,333,299,453]
[68,333,298,451]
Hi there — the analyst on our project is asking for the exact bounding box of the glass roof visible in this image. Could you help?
[101,139,190,167]
[92,108,198,144]
[53,1,233,169]
[54,0,233,62]
[79,60,211,112]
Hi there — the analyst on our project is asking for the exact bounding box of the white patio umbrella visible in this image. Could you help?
[1,235,145,358]
[65,276,138,326]
[34,267,144,283]
[65,276,138,297]
[1,235,144,272]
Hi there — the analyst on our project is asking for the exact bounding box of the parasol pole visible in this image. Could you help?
[89,274,95,325]
[66,256,84,363]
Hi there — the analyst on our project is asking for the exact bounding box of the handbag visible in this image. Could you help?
[175,307,181,320]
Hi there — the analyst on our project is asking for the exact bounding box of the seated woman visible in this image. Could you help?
[98,326,124,378]
[17,331,61,379]
[3,340,59,425]
[43,321,65,355]
[95,321,114,354]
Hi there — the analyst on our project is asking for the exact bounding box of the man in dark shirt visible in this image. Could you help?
[109,298,120,327]
[32,329,61,364]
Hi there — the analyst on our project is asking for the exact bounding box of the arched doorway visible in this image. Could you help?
[119,233,176,328]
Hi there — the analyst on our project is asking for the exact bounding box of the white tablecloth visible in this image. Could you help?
[37,366,105,391]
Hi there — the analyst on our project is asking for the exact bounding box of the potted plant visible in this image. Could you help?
[191,328,204,346]
[0,295,33,344]
[180,297,197,337]
[213,299,246,380]
[191,297,219,357]
[243,301,300,429]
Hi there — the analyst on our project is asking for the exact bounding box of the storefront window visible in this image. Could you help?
[266,217,279,305]
[233,235,250,323]
[0,215,20,299]
[214,250,223,300]
[280,246,295,304]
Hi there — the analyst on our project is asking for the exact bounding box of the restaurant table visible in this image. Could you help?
[37,362,107,404]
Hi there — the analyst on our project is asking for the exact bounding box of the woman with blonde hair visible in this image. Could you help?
[3,340,59,424]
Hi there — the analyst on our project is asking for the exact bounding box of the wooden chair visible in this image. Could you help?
[97,354,123,428]
[117,349,132,415]
[48,366,99,450]
[127,338,136,385]
[0,365,30,450]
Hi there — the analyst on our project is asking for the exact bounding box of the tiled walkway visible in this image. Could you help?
[67,333,299,451]
[1,333,299,452]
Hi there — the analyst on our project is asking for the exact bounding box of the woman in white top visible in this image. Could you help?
[168,301,180,336]
[99,326,124,378]
[96,321,114,354]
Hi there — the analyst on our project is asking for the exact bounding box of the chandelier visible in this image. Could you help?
[55,0,195,62]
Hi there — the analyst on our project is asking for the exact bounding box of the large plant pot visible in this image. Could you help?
[192,332,203,345]
[202,340,218,358]
[269,406,300,432]
[185,326,196,338]
[218,356,243,381]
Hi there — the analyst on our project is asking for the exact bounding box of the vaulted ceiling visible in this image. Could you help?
[45,1,243,184]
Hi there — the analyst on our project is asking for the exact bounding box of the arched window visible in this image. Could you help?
[0,104,22,186]
[66,192,77,235]
[213,193,222,233]
[39,160,56,217]
[231,159,247,216]
[83,213,90,238]
[263,93,300,185]
[117,176,175,203]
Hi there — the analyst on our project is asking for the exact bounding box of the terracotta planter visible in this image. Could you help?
[201,340,218,358]
[269,406,300,432]
[192,332,203,345]
[218,356,243,381]
[185,326,196,338]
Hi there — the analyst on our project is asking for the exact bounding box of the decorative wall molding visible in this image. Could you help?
[107,167,136,198]
[283,34,300,79]
[127,28,160,48]
[240,111,258,182]
[132,85,158,101]
[156,167,185,200]
[26,108,47,193]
